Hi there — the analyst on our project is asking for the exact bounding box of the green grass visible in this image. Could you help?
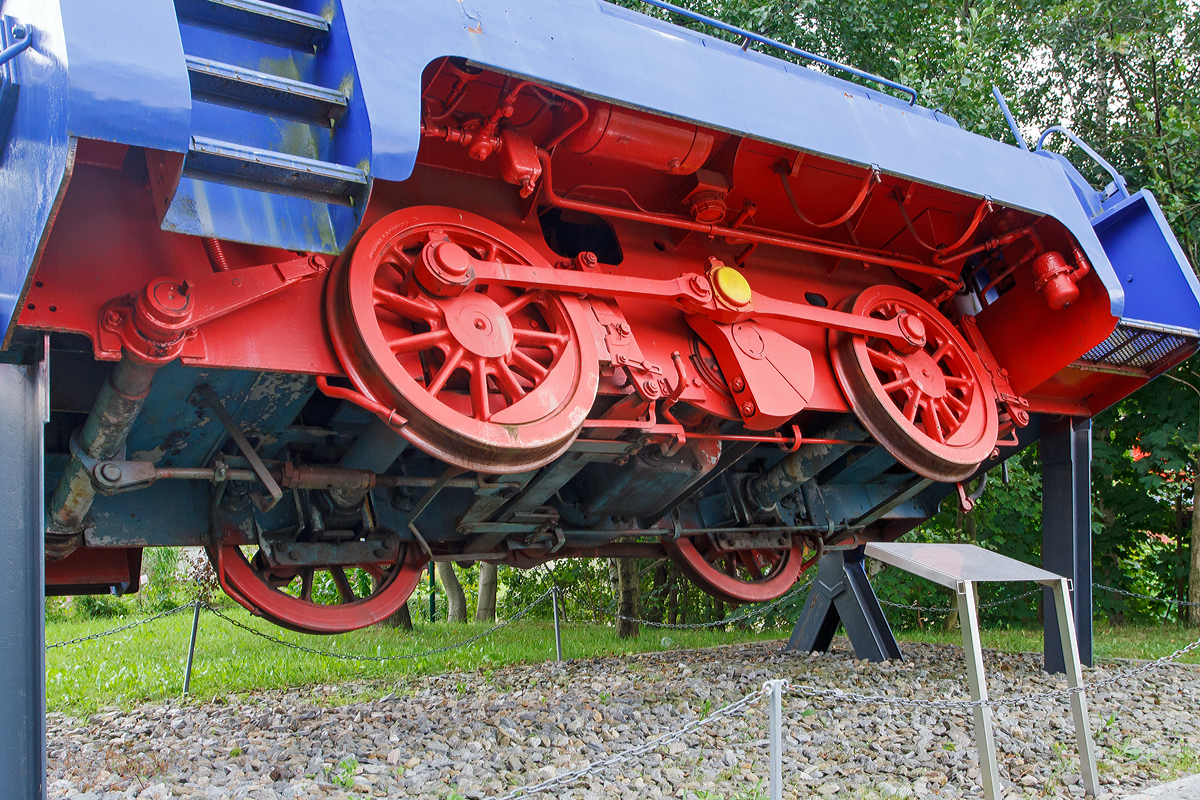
[898,621,1200,663]
[46,606,1200,717]
[45,605,783,716]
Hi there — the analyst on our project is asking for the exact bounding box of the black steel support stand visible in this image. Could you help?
[0,357,47,800]
[1041,415,1093,672]
[785,547,902,662]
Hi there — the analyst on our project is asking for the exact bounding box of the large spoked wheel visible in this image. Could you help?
[831,285,998,482]
[210,543,427,635]
[664,535,805,605]
[327,206,599,473]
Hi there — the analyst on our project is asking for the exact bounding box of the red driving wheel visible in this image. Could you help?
[664,535,806,605]
[327,206,599,473]
[831,285,998,482]
[210,542,428,635]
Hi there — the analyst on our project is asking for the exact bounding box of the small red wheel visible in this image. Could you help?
[664,535,805,605]
[210,543,427,635]
[328,206,599,473]
[831,285,997,482]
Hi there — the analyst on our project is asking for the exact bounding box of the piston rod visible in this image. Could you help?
[45,356,159,556]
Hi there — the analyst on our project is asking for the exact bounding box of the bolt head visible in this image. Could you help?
[741,401,756,416]
[731,377,746,392]
[99,463,123,482]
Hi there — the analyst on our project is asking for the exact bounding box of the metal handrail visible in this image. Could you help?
[633,0,919,106]
[1036,125,1129,200]
[0,23,30,69]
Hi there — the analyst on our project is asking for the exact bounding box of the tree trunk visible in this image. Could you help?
[648,560,669,622]
[437,562,468,623]
[475,562,498,623]
[383,601,413,630]
[615,557,640,638]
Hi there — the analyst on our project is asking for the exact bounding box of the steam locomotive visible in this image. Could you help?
[4,0,1197,633]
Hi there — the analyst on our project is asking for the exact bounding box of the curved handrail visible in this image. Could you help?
[0,23,30,69]
[1036,125,1129,201]
[634,0,919,106]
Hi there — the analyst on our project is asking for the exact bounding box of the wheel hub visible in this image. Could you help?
[441,292,513,358]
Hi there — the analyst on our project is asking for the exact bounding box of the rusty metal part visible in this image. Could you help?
[194,384,283,511]
[259,530,402,568]
[46,356,159,551]
[745,417,870,511]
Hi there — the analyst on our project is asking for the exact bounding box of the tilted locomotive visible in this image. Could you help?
[3,0,1198,633]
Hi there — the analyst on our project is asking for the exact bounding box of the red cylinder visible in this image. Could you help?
[1031,250,1080,310]
[565,101,713,174]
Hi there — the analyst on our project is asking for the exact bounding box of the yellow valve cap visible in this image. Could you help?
[713,265,752,308]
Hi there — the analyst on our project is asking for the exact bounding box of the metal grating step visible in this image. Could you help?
[1073,321,1198,377]
[174,0,328,50]
[186,56,347,125]
[184,136,367,207]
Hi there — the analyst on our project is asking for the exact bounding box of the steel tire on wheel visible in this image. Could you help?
[210,542,428,635]
[664,535,805,605]
[831,285,998,482]
[327,206,600,474]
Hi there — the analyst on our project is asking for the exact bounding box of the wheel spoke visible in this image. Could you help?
[868,346,906,373]
[737,550,763,580]
[922,397,946,443]
[470,360,491,421]
[944,375,972,388]
[943,392,969,415]
[880,377,910,394]
[513,328,570,348]
[426,346,465,395]
[930,338,952,364]
[903,389,924,422]
[502,291,538,317]
[330,566,357,604]
[389,328,450,355]
[493,361,527,403]
[509,348,550,381]
[300,568,314,602]
[374,287,440,322]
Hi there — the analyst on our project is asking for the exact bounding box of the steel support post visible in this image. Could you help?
[551,587,563,662]
[785,548,901,661]
[958,579,1003,800]
[765,679,784,800]
[1051,578,1099,797]
[0,355,48,800]
[182,602,202,698]
[1041,416,1093,671]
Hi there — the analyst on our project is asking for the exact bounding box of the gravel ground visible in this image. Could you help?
[46,638,1200,800]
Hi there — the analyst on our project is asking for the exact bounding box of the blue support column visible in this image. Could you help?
[1041,415,1093,672]
[0,354,47,799]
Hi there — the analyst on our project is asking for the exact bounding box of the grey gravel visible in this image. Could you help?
[45,639,1200,799]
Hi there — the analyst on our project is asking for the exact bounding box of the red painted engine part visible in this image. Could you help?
[664,535,809,605]
[326,206,601,473]
[1031,248,1091,310]
[45,547,142,596]
[565,101,714,175]
[830,286,998,482]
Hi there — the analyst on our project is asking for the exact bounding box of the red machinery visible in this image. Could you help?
[10,0,1198,634]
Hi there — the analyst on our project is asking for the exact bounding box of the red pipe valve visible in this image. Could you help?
[1031,249,1090,310]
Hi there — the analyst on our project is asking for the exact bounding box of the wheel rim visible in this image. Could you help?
[831,285,997,482]
[328,206,599,473]
[664,536,805,604]
[211,543,427,635]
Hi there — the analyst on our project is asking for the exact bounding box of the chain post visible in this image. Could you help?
[552,586,563,662]
[182,601,202,698]
[764,680,785,800]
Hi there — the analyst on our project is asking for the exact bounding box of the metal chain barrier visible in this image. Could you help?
[486,685,769,800]
[877,587,1042,614]
[200,588,556,663]
[45,601,198,650]
[1096,583,1200,608]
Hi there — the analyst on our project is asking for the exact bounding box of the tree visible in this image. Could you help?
[615,558,640,638]
[476,563,499,623]
[437,562,468,623]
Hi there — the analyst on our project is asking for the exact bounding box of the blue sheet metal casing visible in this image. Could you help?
[5,0,1200,346]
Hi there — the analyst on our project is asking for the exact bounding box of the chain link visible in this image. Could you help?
[45,602,198,650]
[877,587,1042,614]
[487,685,769,800]
[1096,584,1200,608]
[201,589,554,663]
